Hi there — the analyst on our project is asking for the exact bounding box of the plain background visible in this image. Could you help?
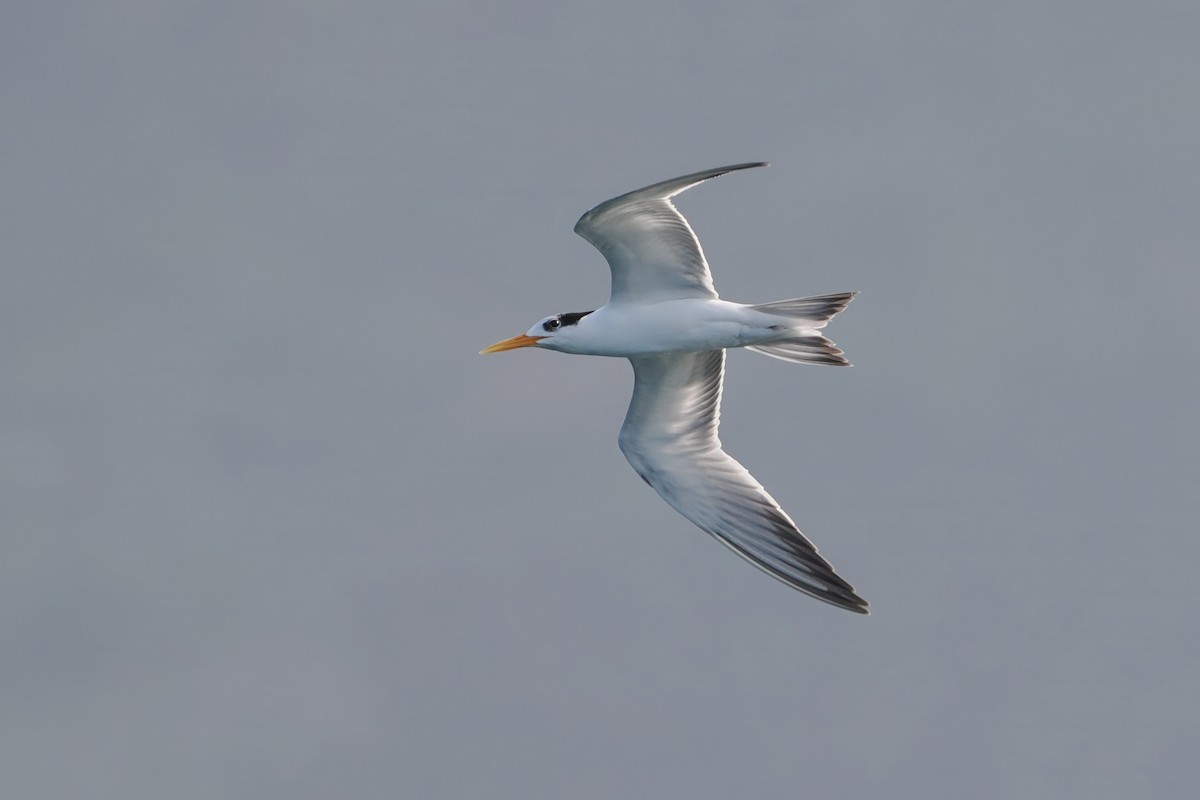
[4,2,1198,797]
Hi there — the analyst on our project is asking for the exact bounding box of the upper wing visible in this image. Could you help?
[618,350,869,613]
[573,162,768,305]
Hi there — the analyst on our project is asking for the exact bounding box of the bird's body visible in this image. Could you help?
[483,162,869,614]
[538,300,802,357]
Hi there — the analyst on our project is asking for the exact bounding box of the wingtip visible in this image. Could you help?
[683,161,769,181]
[697,161,769,176]
[825,589,870,615]
[728,161,769,171]
[823,587,872,615]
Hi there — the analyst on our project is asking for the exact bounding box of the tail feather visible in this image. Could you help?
[747,335,851,366]
[748,291,856,366]
[751,291,857,328]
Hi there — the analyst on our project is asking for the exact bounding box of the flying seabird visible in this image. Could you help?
[483,163,868,613]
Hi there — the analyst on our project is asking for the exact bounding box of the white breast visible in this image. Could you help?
[556,299,780,357]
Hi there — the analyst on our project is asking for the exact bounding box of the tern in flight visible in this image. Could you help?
[483,163,868,613]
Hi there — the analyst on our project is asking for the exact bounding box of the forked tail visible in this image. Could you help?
[747,291,856,366]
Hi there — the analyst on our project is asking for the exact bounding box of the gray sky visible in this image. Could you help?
[4,1,1198,797]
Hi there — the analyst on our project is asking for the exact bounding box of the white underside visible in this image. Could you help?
[532,299,819,357]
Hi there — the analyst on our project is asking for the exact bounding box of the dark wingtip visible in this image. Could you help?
[725,161,769,171]
[823,588,870,615]
[698,162,769,176]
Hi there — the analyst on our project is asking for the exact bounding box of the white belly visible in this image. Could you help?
[559,299,782,357]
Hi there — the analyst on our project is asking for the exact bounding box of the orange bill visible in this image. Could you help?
[480,333,544,354]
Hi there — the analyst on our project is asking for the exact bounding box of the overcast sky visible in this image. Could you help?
[4,2,1199,798]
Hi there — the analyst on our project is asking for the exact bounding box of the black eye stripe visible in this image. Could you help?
[558,310,593,326]
[542,311,593,333]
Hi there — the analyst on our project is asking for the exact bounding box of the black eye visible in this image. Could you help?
[543,317,561,332]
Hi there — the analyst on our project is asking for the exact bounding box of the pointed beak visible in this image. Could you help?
[480,333,545,354]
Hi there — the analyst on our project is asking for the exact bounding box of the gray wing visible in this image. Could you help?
[574,163,767,305]
[618,350,869,613]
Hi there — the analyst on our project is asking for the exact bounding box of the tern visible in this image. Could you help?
[483,163,868,613]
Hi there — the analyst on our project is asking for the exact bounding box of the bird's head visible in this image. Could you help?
[480,310,594,354]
